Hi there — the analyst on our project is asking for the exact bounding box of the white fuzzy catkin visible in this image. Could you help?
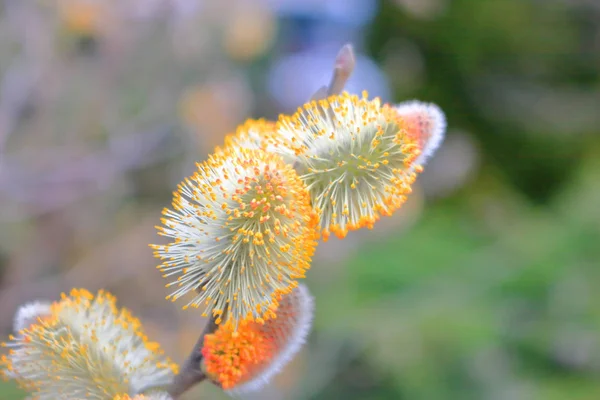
[276,91,422,240]
[1,289,177,400]
[152,147,317,326]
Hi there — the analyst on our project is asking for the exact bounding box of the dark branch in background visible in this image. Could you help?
[166,316,218,398]
[0,0,46,161]
[0,60,38,162]
[164,43,356,399]
[0,125,176,221]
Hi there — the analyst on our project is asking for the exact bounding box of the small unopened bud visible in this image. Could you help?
[309,43,356,100]
[394,101,446,166]
[328,43,356,96]
[202,285,314,394]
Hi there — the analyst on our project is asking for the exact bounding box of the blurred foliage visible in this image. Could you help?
[0,381,25,400]
[1,0,599,399]
[300,1,600,398]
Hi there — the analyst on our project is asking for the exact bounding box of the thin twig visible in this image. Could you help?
[166,317,218,398]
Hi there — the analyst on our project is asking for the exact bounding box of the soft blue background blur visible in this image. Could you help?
[1,0,599,399]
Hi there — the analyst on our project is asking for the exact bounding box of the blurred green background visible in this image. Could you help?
[1,0,599,399]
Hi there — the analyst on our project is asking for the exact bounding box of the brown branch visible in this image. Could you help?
[166,317,218,398]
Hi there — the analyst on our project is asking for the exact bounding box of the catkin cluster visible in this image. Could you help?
[1,83,445,398]
[150,91,445,392]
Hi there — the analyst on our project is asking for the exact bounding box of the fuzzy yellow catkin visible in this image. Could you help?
[1,289,177,400]
[152,146,318,326]
[276,91,422,240]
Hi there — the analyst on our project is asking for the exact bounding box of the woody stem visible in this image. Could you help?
[166,317,218,398]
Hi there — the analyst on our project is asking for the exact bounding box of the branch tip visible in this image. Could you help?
[165,317,218,398]
[327,43,356,96]
[308,43,357,101]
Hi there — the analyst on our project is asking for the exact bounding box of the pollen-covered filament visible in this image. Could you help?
[153,148,317,326]
[277,91,420,240]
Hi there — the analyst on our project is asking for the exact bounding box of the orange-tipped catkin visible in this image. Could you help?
[276,91,422,240]
[1,289,177,399]
[393,100,446,167]
[202,284,314,393]
[152,147,318,326]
